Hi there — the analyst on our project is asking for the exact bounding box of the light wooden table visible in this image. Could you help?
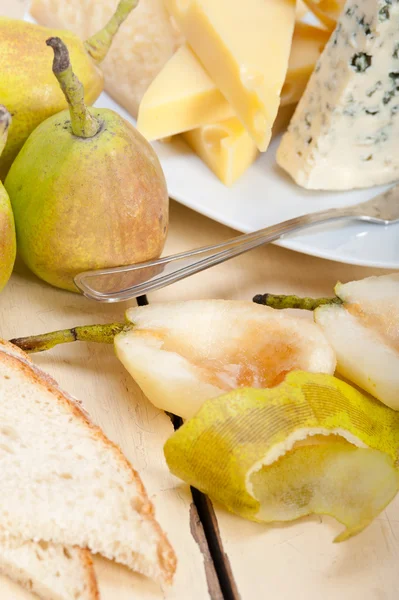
[0,198,398,600]
[1,2,399,598]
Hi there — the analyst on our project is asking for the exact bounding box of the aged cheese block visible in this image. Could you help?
[165,0,296,151]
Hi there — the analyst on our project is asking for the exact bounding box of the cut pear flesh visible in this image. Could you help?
[335,274,399,351]
[315,274,399,410]
[115,301,336,419]
[164,371,399,540]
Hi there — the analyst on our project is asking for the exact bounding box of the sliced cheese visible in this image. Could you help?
[303,0,345,29]
[182,118,258,186]
[281,23,330,105]
[137,23,328,142]
[181,104,296,187]
[277,0,399,190]
[137,45,233,141]
[271,103,298,137]
[296,0,309,20]
[164,0,296,151]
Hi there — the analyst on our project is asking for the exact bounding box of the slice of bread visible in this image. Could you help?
[0,342,176,584]
[0,533,98,600]
[30,0,184,117]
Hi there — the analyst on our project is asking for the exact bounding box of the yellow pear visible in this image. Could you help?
[0,107,16,290]
[0,0,137,180]
[5,37,168,293]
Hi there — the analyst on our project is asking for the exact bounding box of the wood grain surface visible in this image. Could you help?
[0,253,216,599]
[153,202,399,600]
[1,0,399,597]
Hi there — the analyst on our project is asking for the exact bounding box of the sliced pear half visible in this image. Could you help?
[115,301,336,419]
[315,274,399,410]
[165,371,399,540]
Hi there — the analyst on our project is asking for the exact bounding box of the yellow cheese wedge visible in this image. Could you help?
[137,23,328,142]
[181,103,296,187]
[182,118,258,186]
[303,0,345,29]
[281,22,330,105]
[164,0,296,152]
[137,45,233,142]
[296,0,309,19]
[271,103,297,137]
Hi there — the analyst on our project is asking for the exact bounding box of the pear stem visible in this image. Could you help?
[0,105,11,157]
[252,293,342,311]
[10,323,130,354]
[84,0,139,64]
[46,37,101,138]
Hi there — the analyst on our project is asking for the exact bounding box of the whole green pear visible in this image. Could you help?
[5,37,168,293]
[0,107,16,290]
[0,0,137,180]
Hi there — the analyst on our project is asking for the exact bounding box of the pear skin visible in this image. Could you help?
[0,184,16,291]
[0,107,16,290]
[0,1,138,180]
[0,20,102,180]
[5,108,168,292]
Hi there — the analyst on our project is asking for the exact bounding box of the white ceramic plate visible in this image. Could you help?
[96,92,399,269]
[25,7,398,270]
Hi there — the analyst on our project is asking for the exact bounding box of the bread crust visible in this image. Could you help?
[0,536,99,600]
[77,548,100,600]
[0,344,176,584]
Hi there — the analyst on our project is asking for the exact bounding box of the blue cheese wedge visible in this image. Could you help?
[277,0,399,190]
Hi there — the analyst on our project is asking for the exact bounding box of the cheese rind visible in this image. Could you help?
[137,23,327,142]
[165,0,296,151]
[182,118,258,186]
[278,0,399,190]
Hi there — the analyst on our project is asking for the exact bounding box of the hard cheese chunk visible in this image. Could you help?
[182,118,258,186]
[182,104,297,187]
[278,0,399,190]
[165,0,296,151]
[296,0,309,20]
[137,45,233,141]
[281,23,330,105]
[137,23,328,142]
[303,0,346,29]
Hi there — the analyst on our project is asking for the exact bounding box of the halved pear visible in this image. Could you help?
[115,300,336,419]
[315,274,399,410]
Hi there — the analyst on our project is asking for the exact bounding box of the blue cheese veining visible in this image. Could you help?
[277,0,399,190]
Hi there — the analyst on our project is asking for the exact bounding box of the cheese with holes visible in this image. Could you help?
[278,0,399,190]
[182,118,258,186]
[165,0,296,151]
[137,23,328,142]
